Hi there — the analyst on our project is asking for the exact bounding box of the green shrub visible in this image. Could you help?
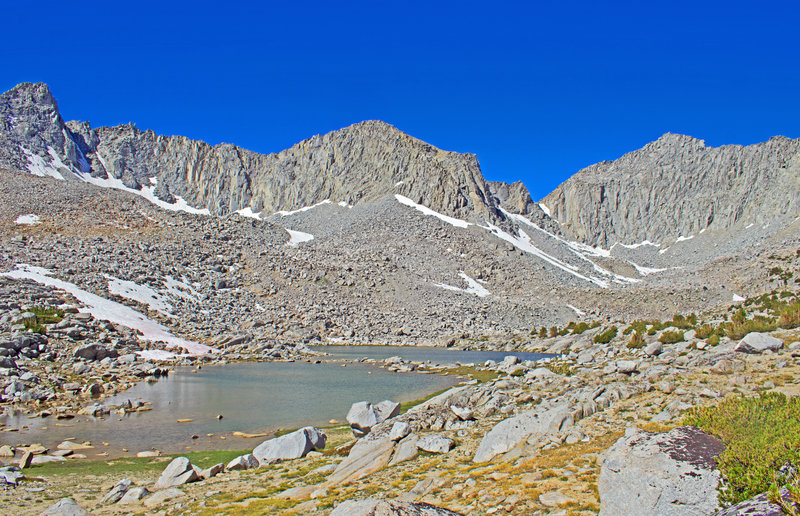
[548,326,558,338]
[684,393,800,505]
[538,327,548,338]
[593,326,618,344]
[627,332,646,349]
[707,334,720,347]
[726,316,777,340]
[571,322,590,335]
[20,305,64,334]
[696,324,714,339]
[659,330,684,344]
[778,302,800,329]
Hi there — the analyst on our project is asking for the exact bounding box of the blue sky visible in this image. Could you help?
[3,1,798,199]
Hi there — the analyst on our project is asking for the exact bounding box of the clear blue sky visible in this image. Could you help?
[3,1,798,199]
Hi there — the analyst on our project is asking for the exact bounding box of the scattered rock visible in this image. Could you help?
[473,403,573,462]
[226,453,259,471]
[389,421,412,441]
[417,434,454,454]
[325,438,395,486]
[101,478,132,504]
[153,456,198,490]
[41,497,88,515]
[252,426,326,465]
[118,486,151,504]
[735,332,783,354]
[142,487,186,508]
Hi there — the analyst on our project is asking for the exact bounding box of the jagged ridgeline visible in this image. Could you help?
[1,81,799,249]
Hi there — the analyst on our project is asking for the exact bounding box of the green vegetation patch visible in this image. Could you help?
[28,449,247,478]
[593,326,618,344]
[684,393,800,506]
[658,330,685,344]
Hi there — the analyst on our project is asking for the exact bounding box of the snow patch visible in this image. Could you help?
[732,294,746,302]
[14,214,41,225]
[275,200,332,217]
[395,181,405,187]
[567,304,585,316]
[676,235,695,242]
[538,203,551,217]
[76,162,210,215]
[618,240,660,249]
[21,146,65,180]
[286,229,314,246]
[395,195,471,228]
[1,264,216,355]
[338,201,352,208]
[481,222,610,288]
[236,207,262,220]
[106,275,174,317]
[629,262,668,276]
[435,272,491,297]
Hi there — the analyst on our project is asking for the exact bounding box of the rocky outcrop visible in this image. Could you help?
[542,133,800,247]
[473,403,574,462]
[598,426,724,516]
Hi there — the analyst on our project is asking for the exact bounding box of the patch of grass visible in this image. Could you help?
[593,326,618,344]
[707,334,721,346]
[627,332,646,349]
[543,361,574,376]
[684,392,800,505]
[28,448,248,477]
[779,302,800,329]
[571,322,590,335]
[726,316,777,340]
[658,330,684,344]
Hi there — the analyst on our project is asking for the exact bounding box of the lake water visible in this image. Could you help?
[0,346,551,457]
[0,359,459,457]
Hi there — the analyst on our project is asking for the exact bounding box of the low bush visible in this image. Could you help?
[685,393,800,505]
[571,322,590,335]
[779,302,800,329]
[659,330,684,344]
[627,332,646,349]
[593,326,618,344]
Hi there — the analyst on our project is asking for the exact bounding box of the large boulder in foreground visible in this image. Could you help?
[252,426,326,465]
[330,498,464,516]
[473,403,573,462]
[735,332,783,354]
[599,426,724,516]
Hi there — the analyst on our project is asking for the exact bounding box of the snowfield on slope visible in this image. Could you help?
[1,264,216,356]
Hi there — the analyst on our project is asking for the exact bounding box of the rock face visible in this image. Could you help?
[330,498,464,516]
[473,403,573,462]
[542,133,800,247]
[252,426,326,465]
[735,332,783,354]
[598,426,724,516]
[713,488,788,516]
[0,83,501,224]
